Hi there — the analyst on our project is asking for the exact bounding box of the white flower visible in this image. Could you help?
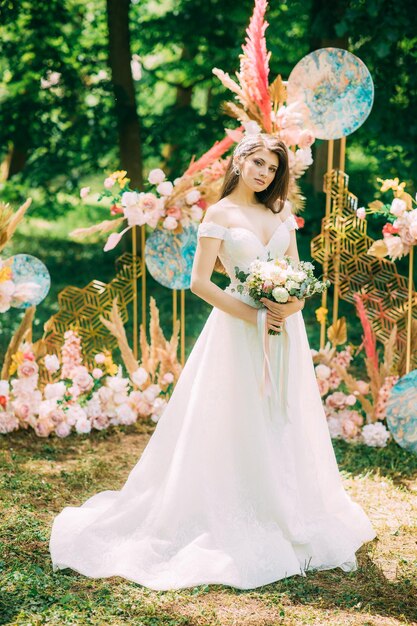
[80,186,90,199]
[44,354,60,373]
[163,216,178,230]
[384,235,406,260]
[390,197,407,217]
[157,181,174,196]
[148,168,166,185]
[94,353,106,364]
[44,381,67,401]
[151,397,167,423]
[131,367,149,388]
[327,416,343,439]
[315,364,331,380]
[272,287,290,303]
[285,280,299,292]
[143,384,161,403]
[38,399,58,420]
[106,375,129,394]
[190,205,203,221]
[75,416,92,434]
[356,207,366,219]
[115,403,137,426]
[123,206,146,227]
[66,404,87,426]
[0,380,10,396]
[362,422,391,447]
[185,189,201,205]
[92,368,103,379]
[121,191,140,208]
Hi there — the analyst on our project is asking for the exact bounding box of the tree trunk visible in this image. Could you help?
[106,0,142,189]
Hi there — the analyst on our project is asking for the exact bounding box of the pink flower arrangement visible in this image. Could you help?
[0,333,176,438]
[366,177,417,261]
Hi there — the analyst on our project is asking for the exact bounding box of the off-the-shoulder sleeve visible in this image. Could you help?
[197,221,228,240]
[284,214,299,232]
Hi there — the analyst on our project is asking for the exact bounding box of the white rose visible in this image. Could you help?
[390,197,407,217]
[157,181,174,196]
[121,191,140,208]
[148,168,166,185]
[362,422,391,448]
[66,404,87,426]
[131,367,149,388]
[106,375,129,394]
[190,204,203,221]
[315,364,331,380]
[143,384,161,403]
[185,189,201,205]
[92,368,103,379]
[272,287,290,303]
[163,216,178,230]
[75,417,92,434]
[44,354,60,373]
[0,380,10,396]
[94,353,106,364]
[44,381,67,400]
[123,206,146,227]
[285,280,299,292]
[115,403,137,426]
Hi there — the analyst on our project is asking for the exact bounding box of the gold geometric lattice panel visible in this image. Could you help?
[311,169,417,367]
[43,252,142,363]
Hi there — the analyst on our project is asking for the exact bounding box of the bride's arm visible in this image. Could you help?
[190,234,259,325]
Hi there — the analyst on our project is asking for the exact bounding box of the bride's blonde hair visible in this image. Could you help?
[220,133,289,213]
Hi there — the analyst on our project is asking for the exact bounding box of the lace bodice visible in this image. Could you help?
[197,215,298,285]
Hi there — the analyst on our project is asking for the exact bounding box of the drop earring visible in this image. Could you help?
[233,165,240,176]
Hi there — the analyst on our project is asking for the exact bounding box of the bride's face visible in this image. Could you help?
[238,148,279,193]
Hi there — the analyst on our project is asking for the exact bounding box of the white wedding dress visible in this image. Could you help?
[50,215,376,590]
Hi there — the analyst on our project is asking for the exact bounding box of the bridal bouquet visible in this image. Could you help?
[235,256,329,333]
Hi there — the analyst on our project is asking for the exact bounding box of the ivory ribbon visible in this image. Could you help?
[257,308,289,421]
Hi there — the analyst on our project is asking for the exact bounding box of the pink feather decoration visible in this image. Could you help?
[353,294,379,371]
[239,0,272,132]
[183,131,241,177]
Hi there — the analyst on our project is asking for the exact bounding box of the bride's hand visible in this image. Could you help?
[261,296,305,320]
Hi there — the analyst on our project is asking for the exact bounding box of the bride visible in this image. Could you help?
[50,132,376,590]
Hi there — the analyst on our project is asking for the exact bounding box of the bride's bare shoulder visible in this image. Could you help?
[203,199,230,227]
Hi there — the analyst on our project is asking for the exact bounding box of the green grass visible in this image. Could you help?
[1,210,416,625]
[1,427,416,626]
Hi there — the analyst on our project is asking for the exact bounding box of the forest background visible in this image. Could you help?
[0,0,416,354]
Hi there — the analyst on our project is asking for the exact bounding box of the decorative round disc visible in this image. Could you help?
[145,225,198,290]
[386,369,417,454]
[7,254,51,308]
[287,47,374,140]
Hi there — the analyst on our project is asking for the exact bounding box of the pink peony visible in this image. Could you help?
[341,418,361,441]
[55,421,72,438]
[17,360,39,378]
[34,417,55,437]
[91,414,110,431]
[140,192,159,212]
[124,206,146,227]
